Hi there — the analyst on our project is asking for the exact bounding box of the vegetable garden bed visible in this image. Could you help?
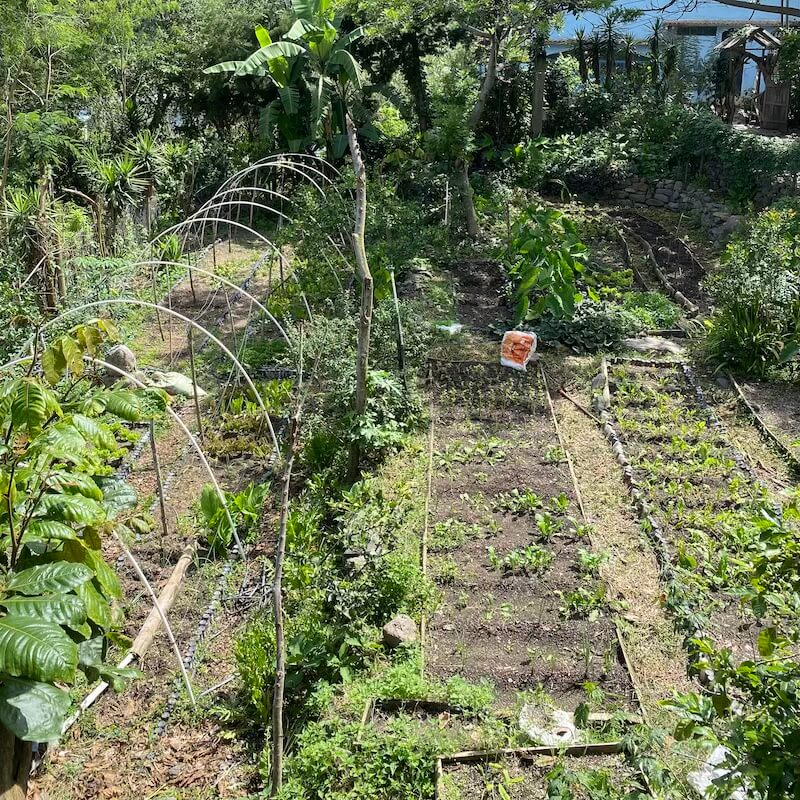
[601,359,800,658]
[425,360,639,716]
[437,743,650,800]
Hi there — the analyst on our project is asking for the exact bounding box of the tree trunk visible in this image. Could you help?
[345,115,374,483]
[577,47,588,83]
[458,29,499,241]
[403,36,431,132]
[0,727,32,800]
[455,157,479,239]
[605,40,615,89]
[530,49,547,137]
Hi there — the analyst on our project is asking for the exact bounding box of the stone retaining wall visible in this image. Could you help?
[616,178,743,242]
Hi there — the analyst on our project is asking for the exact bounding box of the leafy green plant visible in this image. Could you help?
[198,481,270,554]
[493,489,542,515]
[535,300,643,353]
[487,544,553,575]
[558,584,607,620]
[506,206,588,322]
[0,322,157,744]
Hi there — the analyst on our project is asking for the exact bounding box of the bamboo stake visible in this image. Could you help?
[149,420,170,553]
[114,534,196,706]
[188,326,204,445]
[271,327,318,797]
[62,542,197,735]
[390,268,407,389]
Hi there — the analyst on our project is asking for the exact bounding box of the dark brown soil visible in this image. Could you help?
[613,211,709,312]
[426,362,636,713]
[448,259,508,330]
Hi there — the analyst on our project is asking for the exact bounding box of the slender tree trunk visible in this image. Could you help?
[0,726,32,800]
[577,46,589,83]
[403,36,431,132]
[345,115,374,483]
[458,29,499,240]
[605,39,615,88]
[455,157,480,239]
[530,48,547,137]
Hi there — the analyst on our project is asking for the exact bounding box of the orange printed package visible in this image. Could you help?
[500,331,537,372]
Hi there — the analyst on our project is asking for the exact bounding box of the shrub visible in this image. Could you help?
[276,717,445,800]
[622,291,681,329]
[505,205,588,321]
[706,203,800,375]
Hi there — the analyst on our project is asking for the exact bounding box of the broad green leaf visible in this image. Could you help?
[74,324,103,356]
[59,336,84,377]
[5,562,93,595]
[0,679,70,742]
[37,422,87,463]
[41,345,66,386]
[103,389,142,422]
[332,25,366,51]
[60,540,122,600]
[0,616,78,682]
[97,664,139,692]
[285,17,317,39]
[75,581,114,628]
[38,493,104,524]
[71,414,117,450]
[22,520,77,542]
[11,380,49,432]
[97,476,138,517]
[200,484,221,523]
[236,42,304,77]
[278,85,300,114]
[328,50,362,88]
[1,594,86,627]
[255,24,272,47]
[48,471,103,502]
[203,59,244,74]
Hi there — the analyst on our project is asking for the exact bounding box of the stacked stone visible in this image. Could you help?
[616,177,743,242]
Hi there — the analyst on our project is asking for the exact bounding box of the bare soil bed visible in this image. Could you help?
[613,211,708,313]
[425,361,636,713]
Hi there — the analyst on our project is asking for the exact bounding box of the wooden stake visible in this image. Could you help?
[150,420,170,554]
[390,269,407,389]
[152,265,165,342]
[188,326,204,445]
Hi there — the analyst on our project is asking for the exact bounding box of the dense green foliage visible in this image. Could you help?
[706,202,800,375]
[0,321,161,741]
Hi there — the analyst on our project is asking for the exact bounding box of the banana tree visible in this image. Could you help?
[205,25,309,150]
[0,320,161,800]
[205,2,373,480]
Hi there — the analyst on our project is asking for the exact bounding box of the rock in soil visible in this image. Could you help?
[382,614,418,648]
[104,344,137,384]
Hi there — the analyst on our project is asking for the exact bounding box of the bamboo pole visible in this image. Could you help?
[188,326,204,445]
[149,420,170,552]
